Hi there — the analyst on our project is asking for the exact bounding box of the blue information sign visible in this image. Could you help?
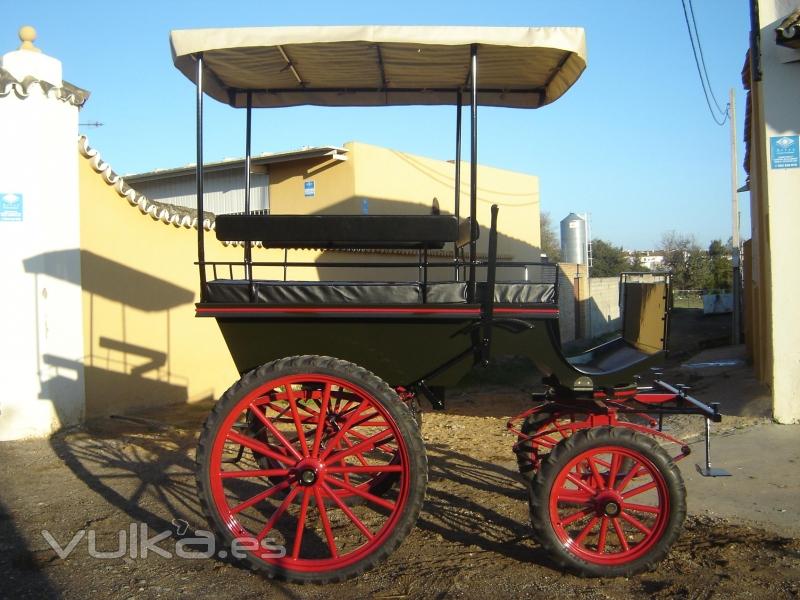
[770,135,799,169]
[0,193,23,222]
[303,180,316,197]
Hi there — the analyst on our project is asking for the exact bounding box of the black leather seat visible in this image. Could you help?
[215,214,458,249]
[204,280,471,305]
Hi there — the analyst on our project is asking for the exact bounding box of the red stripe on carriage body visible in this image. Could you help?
[196,306,559,316]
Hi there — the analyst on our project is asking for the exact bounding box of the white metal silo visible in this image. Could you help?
[560,213,589,265]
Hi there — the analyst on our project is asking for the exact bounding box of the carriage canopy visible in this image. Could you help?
[170,25,587,109]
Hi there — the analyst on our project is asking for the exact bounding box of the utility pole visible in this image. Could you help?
[729,88,742,344]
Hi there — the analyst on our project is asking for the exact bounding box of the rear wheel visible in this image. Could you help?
[528,426,686,577]
[196,355,427,583]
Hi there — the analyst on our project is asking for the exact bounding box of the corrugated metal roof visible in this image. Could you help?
[125,146,347,183]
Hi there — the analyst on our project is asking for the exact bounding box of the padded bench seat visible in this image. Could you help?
[214,214,459,249]
[204,280,555,305]
[205,280,469,305]
[477,281,556,304]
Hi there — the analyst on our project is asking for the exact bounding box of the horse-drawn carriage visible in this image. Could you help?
[169,25,727,583]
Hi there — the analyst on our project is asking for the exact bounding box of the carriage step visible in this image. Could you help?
[695,464,732,477]
[696,405,731,477]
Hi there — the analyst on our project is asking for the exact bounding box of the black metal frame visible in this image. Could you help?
[193,47,489,313]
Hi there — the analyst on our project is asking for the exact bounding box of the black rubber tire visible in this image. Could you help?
[196,355,428,584]
[528,426,686,577]
[515,411,555,481]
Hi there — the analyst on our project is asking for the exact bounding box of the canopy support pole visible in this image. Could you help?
[244,91,253,291]
[454,89,462,280]
[195,55,206,300]
[468,44,478,302]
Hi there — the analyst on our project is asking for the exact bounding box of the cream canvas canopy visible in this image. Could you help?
[170,25,587,109]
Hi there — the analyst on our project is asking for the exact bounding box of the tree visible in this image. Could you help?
[659,231,711,290]
[540,212,561,262]
[590,239,630,277]
[706,239,733,291]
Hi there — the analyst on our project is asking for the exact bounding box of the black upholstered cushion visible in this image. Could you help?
[205,280,423,304]
[477,281,556,304]
[215,215,458,249]
[425,282,468,303]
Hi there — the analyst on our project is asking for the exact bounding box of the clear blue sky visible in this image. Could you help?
[4,0,751,250]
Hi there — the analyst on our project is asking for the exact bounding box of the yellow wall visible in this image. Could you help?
[268,154,357,215]
[78,155,289,417]
[349,141,542,262]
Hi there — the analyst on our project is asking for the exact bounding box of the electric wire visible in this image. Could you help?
[681,0,729,126]
[687,0,727,116]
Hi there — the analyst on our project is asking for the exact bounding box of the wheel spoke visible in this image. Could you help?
[560,507,592,527]
[285,386,310,458]
[555,490,592,505]
[313,487,338,559]
[614,459,643,492]
[340,435,370,467]
[597,517,609,553]
[623,480,657,500]
[346,428,397,454]
[226,430,294,465]
[256,486,301,542]
[574,516,599,545]
[230,479,290,515]
[291,489,312,559]
[326,429,394,465]
[623,501,661,514]
[326,476,397,511]
[220,468,290,479]
[612,517,630,551]
[327,465,404,474]
[320,482,374,540]
[565,472,597,495]
[620,510,653,535]
[607,453,622,487]
[248,403,303,461]
[587,457,606,490]
[310,382,331,459]
[319,402,370,460]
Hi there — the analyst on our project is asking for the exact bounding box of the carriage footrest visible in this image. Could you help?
[695,465,731,477]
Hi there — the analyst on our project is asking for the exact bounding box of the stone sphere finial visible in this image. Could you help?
[19,25,41,52]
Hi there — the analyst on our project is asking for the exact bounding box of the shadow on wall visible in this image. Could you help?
[23,249,202,421]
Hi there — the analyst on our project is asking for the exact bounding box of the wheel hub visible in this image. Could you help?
[294,458,324,487]
[592,490,624,518]
[299,469,317,485]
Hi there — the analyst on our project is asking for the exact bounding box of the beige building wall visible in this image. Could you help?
[349,141,542,263]
[78,153,295,417]
[749,1,800,423]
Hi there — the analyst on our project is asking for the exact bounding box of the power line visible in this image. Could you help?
[681,0,729,126]
[688,0,727,116]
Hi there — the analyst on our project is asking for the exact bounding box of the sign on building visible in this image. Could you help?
[0,193,23,222]
[770,135,799,169]
[303,180,316,197]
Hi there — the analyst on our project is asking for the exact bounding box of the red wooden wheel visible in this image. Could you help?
[515,412,587,480]
[196,356,426,583]
[529,427,686,577]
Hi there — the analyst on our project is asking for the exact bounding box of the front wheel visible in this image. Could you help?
[196,355,427,583]
[528,426,686,577]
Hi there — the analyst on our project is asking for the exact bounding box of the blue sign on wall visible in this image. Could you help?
[0,193,23,222]
[303,180,316,197]
[770,135,799,169]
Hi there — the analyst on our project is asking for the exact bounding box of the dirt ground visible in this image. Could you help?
[1,310,798,599]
